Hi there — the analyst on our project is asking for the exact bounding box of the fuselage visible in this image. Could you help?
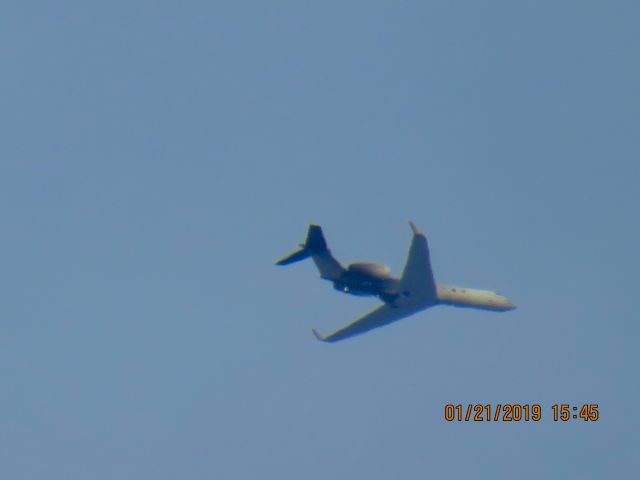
[435,283,516,311]
[331,263,515,312]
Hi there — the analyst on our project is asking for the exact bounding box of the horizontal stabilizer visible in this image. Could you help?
[275,224,331,266]
[275,248,311,266]
[276,224,345,279]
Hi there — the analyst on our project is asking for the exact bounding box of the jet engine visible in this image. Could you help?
[347,262,392,280]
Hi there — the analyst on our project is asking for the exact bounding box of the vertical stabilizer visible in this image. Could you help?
[275,224,345,280]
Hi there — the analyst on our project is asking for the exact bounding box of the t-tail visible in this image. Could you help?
[276,225,344,280]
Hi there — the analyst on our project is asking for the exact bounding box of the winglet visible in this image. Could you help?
[311,328,326,342]
[409,220,422,235]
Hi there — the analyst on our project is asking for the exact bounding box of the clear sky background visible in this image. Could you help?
[1,1,638,478]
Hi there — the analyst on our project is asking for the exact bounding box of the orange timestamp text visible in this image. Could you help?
[444,404,600,422]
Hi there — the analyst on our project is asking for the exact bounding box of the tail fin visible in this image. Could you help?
[304,225,328,254]
[275,225,344,279]
[275,225,326,266]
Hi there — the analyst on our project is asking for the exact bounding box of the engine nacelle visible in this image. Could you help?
[347,262,391,279]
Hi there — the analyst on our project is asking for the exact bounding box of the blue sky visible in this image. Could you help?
[1,1,638,478]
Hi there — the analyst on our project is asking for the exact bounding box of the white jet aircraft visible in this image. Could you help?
[276,222,516,342]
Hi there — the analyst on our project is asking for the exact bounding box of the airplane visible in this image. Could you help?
[276,221,516,343]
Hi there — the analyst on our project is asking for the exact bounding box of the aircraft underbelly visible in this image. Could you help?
[335,272,398,297]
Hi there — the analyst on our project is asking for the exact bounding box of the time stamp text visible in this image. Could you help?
[444,404,599,422]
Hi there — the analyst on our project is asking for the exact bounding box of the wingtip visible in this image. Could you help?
[311,328,325,342]
[408,220,421,235]
[274,256,290,266]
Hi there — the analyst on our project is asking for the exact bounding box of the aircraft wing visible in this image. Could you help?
[312,303,424,343]
[311,221,437,343]
[399,221,438,304]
